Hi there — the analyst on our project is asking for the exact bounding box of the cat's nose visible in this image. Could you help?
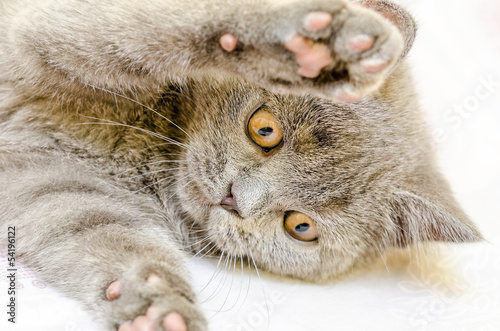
[220,184,241,216]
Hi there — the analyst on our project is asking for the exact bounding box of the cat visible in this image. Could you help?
[0,0,482,330]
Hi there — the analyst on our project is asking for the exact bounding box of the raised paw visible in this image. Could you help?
[327,3,405,101]
[221,0,412,102]
[287,4,404,101]
[105,269,206,331]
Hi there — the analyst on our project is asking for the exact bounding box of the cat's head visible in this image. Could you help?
[168,75,482,281]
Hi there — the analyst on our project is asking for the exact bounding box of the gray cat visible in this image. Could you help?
[0,0,482,330]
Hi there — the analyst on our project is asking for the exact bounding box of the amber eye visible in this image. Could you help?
[248,106,283,151]
[284,212,318,242]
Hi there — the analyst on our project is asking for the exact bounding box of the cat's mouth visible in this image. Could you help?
[188,177,243,218]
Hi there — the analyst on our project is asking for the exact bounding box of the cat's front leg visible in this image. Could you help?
[0,160,205,331]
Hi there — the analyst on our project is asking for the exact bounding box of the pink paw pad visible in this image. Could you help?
[163,312,187,331]
[298,67,321,78]
[295,44,332,69]
[285,35,314,55]
[132,316,154,331]
[337,91,363,103]
[360,58,388,73]
[304,12,333,32]
[219,33,238,52]
[106,280,122,301]
[147,273,162,285]
[348,35,375,52]
[286,35,332,78]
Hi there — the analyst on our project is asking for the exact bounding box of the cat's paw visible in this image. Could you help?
[225,1,405,102]
[105,266,206,331]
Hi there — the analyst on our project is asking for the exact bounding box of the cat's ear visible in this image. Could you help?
[355,0,417,57]
[390,191,483,246]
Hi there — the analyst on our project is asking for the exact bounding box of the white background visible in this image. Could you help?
[1,0,499,330]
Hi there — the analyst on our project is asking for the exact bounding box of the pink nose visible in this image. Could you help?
[220,185,241,216]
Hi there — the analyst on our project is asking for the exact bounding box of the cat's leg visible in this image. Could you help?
[2,0,414,101]
[0,157,204,331]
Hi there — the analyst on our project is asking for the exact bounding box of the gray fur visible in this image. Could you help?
[0,0,481,330]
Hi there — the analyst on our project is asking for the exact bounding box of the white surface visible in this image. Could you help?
[1,0,500,330]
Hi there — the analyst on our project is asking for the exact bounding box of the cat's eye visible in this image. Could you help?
[284,212,318,242]
[247,106,283,152]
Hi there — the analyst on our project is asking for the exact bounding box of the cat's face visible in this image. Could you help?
[170,77,481,281]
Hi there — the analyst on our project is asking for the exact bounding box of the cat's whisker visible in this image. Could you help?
[128,167,184,180]
[132,174,182,193]
[186,227,209,234]
[84,83,193,140]
[234,255,253,314]
[115,160,187,177]
[209,255,237,316]
[182,235,211,249]
[230,255,249,315]
[209,255,235,315]
[75,111,189,149]
[195,242,219,259]
[182,234,212,250]
[200,251,226,293]
[162,177,196,204]
[248,249,270,331]
[160,173,195,194]
[139,143,178,153]
[225,255,244,312]
[203,254,232,303]
[211,254,240,314]
[191,240,213,257]
[375,242,389,274]
[77,119,189,150]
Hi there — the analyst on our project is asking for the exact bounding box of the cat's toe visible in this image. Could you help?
[334,86,364,103]
[122,309,188,331]
[304,11,332,32]
[132,315,155,331]
[219,33,238,52]
[107,266,206,331]
[147,273,162,285]
[295,44,332,72]
[106,280,123,301]
[360,58,388,74]
[328,5,404,99]
[163,312,187,331]
[347,34,375,52]
[285,36,332,78]
[118,321,133,331]
[285,35,313,55]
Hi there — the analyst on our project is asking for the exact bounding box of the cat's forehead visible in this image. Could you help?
[269,96,365,153]
[266,97,375,207]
